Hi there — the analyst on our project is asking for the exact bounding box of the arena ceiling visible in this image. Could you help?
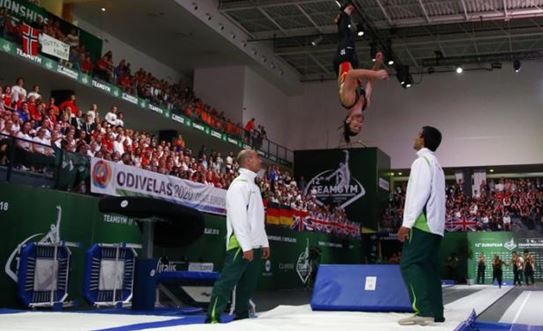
[219,0,543,81]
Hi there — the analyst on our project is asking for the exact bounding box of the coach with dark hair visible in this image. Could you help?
[207,149,270,323]
[397,126,445,326]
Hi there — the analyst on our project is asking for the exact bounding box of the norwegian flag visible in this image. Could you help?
[22,23,39,56]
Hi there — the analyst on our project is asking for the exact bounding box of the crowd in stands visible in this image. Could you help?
[0,7,271,149]
[382,178,543,232]
[0,77,358,237]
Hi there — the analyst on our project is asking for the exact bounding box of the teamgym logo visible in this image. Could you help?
[504,238,517,251]
[91,160,113,188]
[296,239,312,284]
[304,150,365,208]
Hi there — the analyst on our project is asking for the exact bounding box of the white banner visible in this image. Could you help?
[90,158,226,215]
[39,33,70,61]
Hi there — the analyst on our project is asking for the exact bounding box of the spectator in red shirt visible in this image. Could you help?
[47,98,60,119]
[60,94,78,116]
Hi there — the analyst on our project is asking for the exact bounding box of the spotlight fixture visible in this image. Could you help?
[513,59,521,72]
[396,65,413,89]
[192,2,198,10]
[206,13,212,20]
[219,24,224,31]
[252,48,257,55]
[428,67,435,74]
[388,59,394,66]
[489,169,494,173]
[456,66,463,74]
[370,43,377,62]
[242,41,247,47]
[101,7,106,12]
[230,32,236,39]
[356,25,364,37]
[398,172,403,176]
[336,0,342,8]
[311,35,323,47]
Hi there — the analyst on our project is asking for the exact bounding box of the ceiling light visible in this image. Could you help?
[206,13,212,20]
[456,66,463,74]
[388,60,394,65]
[219,24,224,31]
[513,59,521,72]
[489,169,494,173]
[101,7,106,12]
[335,0,342,7]
[311,35,323,47]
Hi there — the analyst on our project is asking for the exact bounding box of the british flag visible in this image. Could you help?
[22,23,39,56]
[446,218,478,232]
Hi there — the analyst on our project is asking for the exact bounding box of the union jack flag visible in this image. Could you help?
[446,218,478,232]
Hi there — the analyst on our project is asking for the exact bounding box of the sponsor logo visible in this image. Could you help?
[172,114,184,124]
[2,43,12,52]
[92,79,111,93]
[156,257,177,273]
[16,48,41,64]
[192,122,205,131]
[227,137,238,145]
[57,65,78,79]
[210,130,222,139]
[91,160,112,188]
[204,228,220,236]
[103,214,134,226]
[45,60,54,70]
[148,104,163,114]
[122,93,138,104]
[304,150,365,208]
[279,263,295,271]
[265,260,272,273]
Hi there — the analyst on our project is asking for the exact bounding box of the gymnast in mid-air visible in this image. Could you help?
[333,1,389,142]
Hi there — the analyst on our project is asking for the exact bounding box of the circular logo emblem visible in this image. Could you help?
[91,160,112,189]
[120,200,128,208]
[150,269,156,277]
[265,260,272,273]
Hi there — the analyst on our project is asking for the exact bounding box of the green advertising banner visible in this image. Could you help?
[467,232,516,283]
[0,182,361,308]
[0,0,103,60]
[294,148,391,231]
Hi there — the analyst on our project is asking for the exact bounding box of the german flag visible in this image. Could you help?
[279,205,294,226]
[266,202,281,225]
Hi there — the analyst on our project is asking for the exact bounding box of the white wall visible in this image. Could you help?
[286,61,543,169]
[74,16,183,84]
[243,67,290,148]
[193,66,245,124]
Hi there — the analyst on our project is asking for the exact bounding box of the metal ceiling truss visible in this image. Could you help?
[219,0,543,79]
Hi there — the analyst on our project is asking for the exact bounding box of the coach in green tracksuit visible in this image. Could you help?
[397,126,445,326]
[207,149,270,323]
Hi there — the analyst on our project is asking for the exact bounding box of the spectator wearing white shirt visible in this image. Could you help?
[27,84,41,101]
[503,212,512,231]
[87,104,99,123]
[16,121,33,151]
[32,127,52,155]
[116,112,125,127]
[113,134,125,155]
[11,77,27,105]
[105,106,118,126]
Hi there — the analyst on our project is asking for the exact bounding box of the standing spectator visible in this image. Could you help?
[502,211,512,231]
[11,77,27,106]
[82,113,96,136]
[244,117,255,142]
[87,104,99,123]
[27,84,41,101]
[95,51,114,82]
[47,98,60,119]
[60,94,78,116]
[298,176,307,193]
[105,106,118,126]
[116,112,125,127]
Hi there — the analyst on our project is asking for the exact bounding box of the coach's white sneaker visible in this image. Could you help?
[398,315,434,326]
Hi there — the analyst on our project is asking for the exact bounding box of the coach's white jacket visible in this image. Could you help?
[225,168,269,252]
[402,148,446,236]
